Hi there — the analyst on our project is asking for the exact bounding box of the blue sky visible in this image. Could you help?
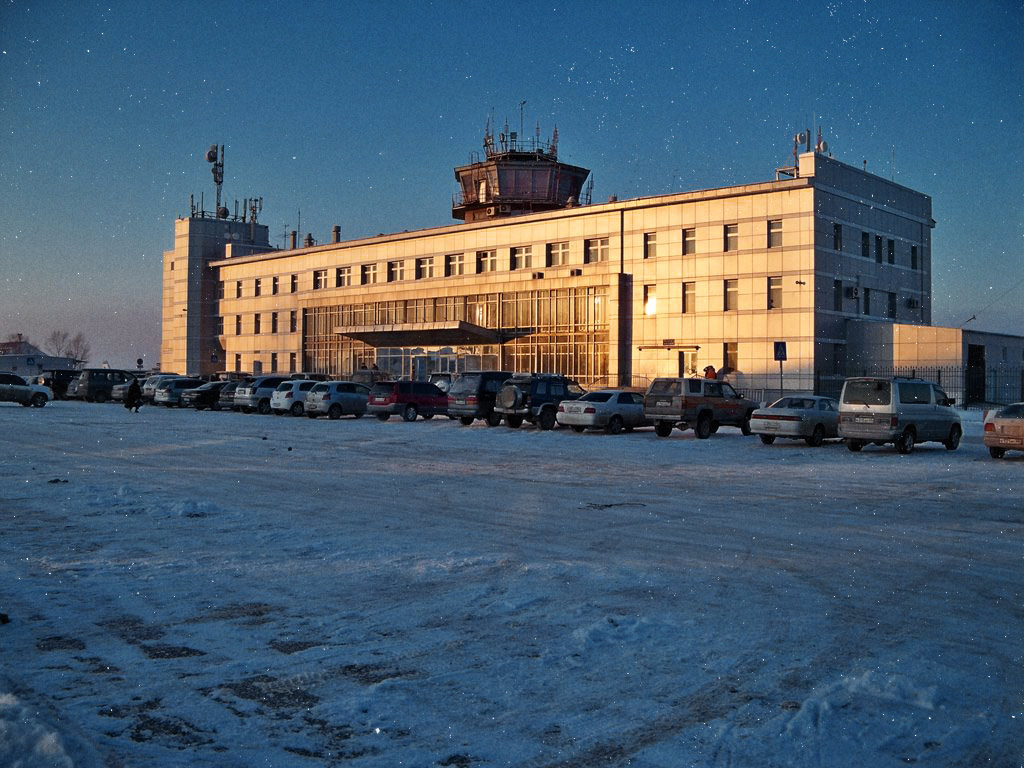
[1,0,1021,368]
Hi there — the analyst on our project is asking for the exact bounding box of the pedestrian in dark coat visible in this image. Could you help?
[124,378,142,412]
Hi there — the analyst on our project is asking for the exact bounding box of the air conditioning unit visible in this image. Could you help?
[569,268,583,276]
[485,206,496,216]
[845,286,860,299]
[906,297,920,309]
[498,204,512,213]
[532,271,545,280]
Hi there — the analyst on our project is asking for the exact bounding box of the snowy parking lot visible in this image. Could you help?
[1,401,1021,767]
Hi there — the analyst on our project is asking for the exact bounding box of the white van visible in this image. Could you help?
[838,377,962,454]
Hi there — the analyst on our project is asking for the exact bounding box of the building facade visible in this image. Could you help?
[164,142,948,398]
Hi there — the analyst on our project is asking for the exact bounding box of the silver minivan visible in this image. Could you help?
[838,376,962,454]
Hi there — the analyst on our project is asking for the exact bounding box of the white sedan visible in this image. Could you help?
[750,395,839,446]
[556,390,649,434]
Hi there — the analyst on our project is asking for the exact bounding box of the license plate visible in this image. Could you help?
[657,400,670,407]
[455,399,466,405]
[854,416,873,424]
[1002,438,1022,445]
[761,423,778,430]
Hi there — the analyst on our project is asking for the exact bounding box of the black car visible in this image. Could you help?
[447,370,513,426]
[493,373,585,430]
[181,380,228,410]
[217,380,246,411]
[38,369,80,399]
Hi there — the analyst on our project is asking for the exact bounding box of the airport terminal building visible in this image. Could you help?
[161,131,1022,400]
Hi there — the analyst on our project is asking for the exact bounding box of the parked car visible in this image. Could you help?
[838,376,961,454]
[154,377,205,406]
[181,380,229,410]
[0,372,53,407]
[643,377,760,438]
[218,380,246,411]
[750,395,840,446]
[37,369,79,399]
[141,373,181,403]
[494,373,585,429]
[305,380,370,419]
[556,389,649,434]
[983,402,1024,459]
[447,370,514,426]
[367,380,449,421]
[270,379,318,416]
[65,368,136,403]
[234,375,291,414]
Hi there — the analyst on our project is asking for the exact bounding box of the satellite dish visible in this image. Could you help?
[820,140,828,153]
[796,132,807,144]
[217,206,229,219]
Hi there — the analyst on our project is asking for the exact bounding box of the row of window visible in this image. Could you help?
[230,352,299,375]
[643,277,783,316]
[217,310,299,336]
[832,224,920,269]
[643,220,783,260]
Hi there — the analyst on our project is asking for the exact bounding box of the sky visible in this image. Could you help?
[1,0,1022,369]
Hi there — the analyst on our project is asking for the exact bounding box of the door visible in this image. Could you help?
[966,344,985,404]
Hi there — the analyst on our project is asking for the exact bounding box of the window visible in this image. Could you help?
[584,237,609,263]
[415,257,434,279]
[477,249,497,273]
[235,315,242,335]
[216,281,225,300]
[875,235,883,264]
[234,354,242,373]
[682,228,696,255]
[767,220,782,249]
[290,274,298,293]
[723,342,738,371]
[863,287,872,315]
[833,223,843,252]
[547,241,569,266]
[336,266,352,287]
[887,292,897,319]
[887,239,895,265]
[289,352,297,373]
[254,278,262,297]
[768,276,782,310]
[724,224,738,252]
[313,269,328,290]
[643,285,656,315]
[833,279,843,312]
[270,353,278,372]
[272,276,279,295]
[911,245,919,270]
[445,253,465,276]
[387,260,404,282]
[511,246,532,270]
[724,279,738,311]
[254,313,261,334]
[289,310,297,333]
[861,232,870,259]
[682,281,695,314]
[235,280,242,298]
[361,263,378,284]
[271,312,279,333]
[643,232,657,259]
[215,316,224,336]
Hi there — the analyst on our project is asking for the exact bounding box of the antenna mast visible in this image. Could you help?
[206,143,227,218]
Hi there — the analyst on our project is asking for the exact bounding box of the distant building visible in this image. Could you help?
[0,339,78,378]
[161,128,1022,402]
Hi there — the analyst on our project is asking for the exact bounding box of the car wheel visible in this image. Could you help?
[31,393,47,407]
[375,413,390,421]
[695,413,713,439]
[422,413,434,420]
[459,416,474,426]
[846,439,864,452]
[943,425,961,451]
[606,415,624,435]
[896,428,916,454]
[290,402,304,417]
[654,421,673,438]
[195,404,205,411]
[485,411,502,427]
[538,408,556,430]
[505,415,523,429]
[257,399,271,415]
[402,404,418,422]
[989,446,1005,459]
[572,425,586,433]
[740,411,753,436]
[307,412,319,419]
[805,424,825,447]
[94,392,108,404]
[759,434,776,445]
[328,404,342,420]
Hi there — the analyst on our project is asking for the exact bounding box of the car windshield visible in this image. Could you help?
[997,404,1024,418]
[311,383,329,393]
[275,382,293,392]
[579,392,613,403]
[448,375,481,395]
[843,380,891,405]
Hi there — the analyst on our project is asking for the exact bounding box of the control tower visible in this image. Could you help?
[452,121,591,223]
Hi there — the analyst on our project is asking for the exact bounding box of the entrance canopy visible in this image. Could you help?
[333,320,501,348]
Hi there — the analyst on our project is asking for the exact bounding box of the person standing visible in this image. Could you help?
[124,378,142,412]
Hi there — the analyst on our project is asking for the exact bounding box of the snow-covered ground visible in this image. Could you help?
[1,401,1021,767]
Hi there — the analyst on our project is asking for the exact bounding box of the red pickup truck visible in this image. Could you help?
[643,377,760,438]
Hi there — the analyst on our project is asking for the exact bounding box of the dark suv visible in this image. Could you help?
[447,370,514,426]
[493,373,584,430]
[65,368,137,403]
[367,380,449,421]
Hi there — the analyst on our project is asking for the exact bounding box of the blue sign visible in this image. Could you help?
[774,341,787,362]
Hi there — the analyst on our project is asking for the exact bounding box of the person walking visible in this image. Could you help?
[124,378,142,412]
